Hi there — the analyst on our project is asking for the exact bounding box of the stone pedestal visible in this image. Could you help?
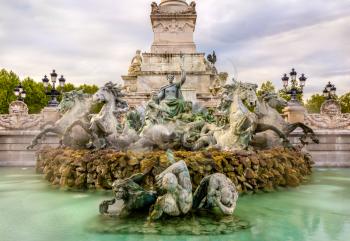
[151,0,197,53]
[41,107,61,125]
[283,104,306,123]
[122,1,222,108]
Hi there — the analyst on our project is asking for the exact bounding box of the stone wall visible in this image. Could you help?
[289,130,350,167]
[0,102,60,166]
[36,147,313,193]
[0,130,59,166]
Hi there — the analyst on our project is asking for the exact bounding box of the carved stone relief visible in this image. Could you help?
[0,101,43,130]
[153,21,194,33]
[305,99,350,129]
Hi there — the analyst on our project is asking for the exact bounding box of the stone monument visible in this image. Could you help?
[122,0,224,107]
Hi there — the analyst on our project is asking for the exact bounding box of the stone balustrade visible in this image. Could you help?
[285,99,350,167]
[0,101,60,166]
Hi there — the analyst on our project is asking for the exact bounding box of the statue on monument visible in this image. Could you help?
[128,50,143,75]
[156,55,187,119]
[151,2,160,14]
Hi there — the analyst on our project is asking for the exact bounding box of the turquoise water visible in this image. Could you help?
[0,167,349,241]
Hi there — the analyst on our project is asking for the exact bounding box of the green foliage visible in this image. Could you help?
[0,69,100,114]
[305,94,329,113]
[257,81,276,97]
[57,83,75,93]
[90,102,104,114]
[339,92,350,113]
[22,78,49,114]
[0,69,20,114]
[57,84,98,101]
[77,84,99,95]
[278,88,304,105]
[304,94,326,113]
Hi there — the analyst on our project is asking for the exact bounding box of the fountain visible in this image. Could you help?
[24,1,320,236]
[34,62,317,226]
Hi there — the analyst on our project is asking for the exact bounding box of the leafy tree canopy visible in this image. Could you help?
[339,92,350,113]
[257,81,276,97]
[0,69,20,114]
[304,94,326,113]
[0,69,100,114]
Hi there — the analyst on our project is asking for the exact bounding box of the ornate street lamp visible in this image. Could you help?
[42,70,66,107]
[281,68,307,104]
[13,82,26,101]
[323,81,336,100]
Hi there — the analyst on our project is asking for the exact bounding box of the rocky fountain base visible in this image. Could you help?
[36,147,313,193]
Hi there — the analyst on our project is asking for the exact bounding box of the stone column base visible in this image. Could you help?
[283,104,306,123]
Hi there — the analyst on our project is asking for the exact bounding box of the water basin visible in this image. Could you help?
[0,167,349,241]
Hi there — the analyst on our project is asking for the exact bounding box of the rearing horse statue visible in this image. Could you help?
[252,92,319,148]
[210,80,259,150]
[88,82,129,149]
[196,81,290,151]
[27,90,93,149]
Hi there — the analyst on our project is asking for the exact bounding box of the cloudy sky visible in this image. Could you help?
[1,0,349,99]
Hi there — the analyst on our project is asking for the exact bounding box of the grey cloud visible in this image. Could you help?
[0,0,349,98]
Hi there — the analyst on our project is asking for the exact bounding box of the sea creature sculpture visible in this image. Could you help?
[150,160,193,220]
[193,173,239,215]
[27,90,93,149]
[99,173,157,217]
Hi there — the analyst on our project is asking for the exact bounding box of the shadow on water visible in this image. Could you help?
[86,210,250,236]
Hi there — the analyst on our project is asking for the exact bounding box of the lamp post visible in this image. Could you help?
[42,70,66,107]
[282,68,307,104]
[323,81,336,100]
[13,82,27,101]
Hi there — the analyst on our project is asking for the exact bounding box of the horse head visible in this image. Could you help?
[58,90,88,113]
[93,82,124,104]
[228,80,258,107]
[261,92,288,109]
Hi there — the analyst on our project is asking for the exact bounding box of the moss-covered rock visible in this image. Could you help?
[36,147,313,193]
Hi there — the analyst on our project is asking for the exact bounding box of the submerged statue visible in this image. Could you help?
[193,173,238,215]
[99,160,238,220]
[99,173,157,217]
[150,160,193,220]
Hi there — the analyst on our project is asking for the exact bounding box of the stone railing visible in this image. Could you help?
[0,101,60,166]
[285,99,350,167]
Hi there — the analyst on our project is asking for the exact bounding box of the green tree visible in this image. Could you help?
[57,83,75,93]
[304,94,326,113]
[257,81,276,97]
[21,78,49,113]
[0,69,20,114]
[77,84,99,94]
[339,92,350,113]
[0,69,101,114]
[278,88,304,105]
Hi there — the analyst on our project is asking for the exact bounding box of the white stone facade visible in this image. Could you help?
[122,0,222,107]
